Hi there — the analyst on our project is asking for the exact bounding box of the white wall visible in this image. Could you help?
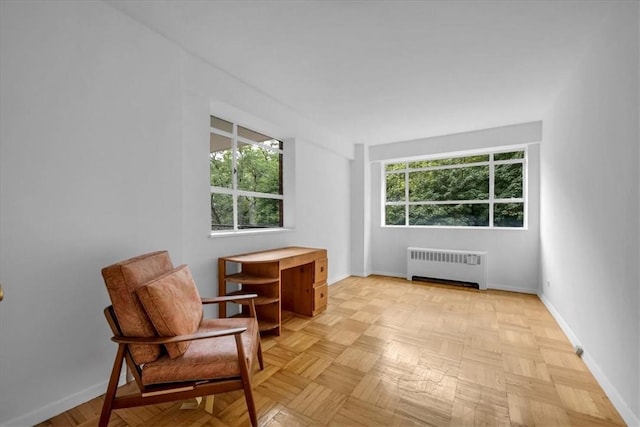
[0,2,183,424]
[540,2,639,424]
[350,144,372,276]
[0,1,351,425]
[367,122,542,293]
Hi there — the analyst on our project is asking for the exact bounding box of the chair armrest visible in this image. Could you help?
[110,327,247,345]
[201,294,258,305]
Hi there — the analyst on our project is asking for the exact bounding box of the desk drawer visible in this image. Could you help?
[313,282,328,315]
[314,258,328,283]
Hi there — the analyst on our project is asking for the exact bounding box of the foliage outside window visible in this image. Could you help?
[384,149,526,228]
[210,116,283,232]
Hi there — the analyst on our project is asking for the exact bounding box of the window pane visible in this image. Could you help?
[494,203,524,227]
[385,205,405,225]
[238,196,282,229]
[409,155,489,169]
[494,150,524,161]
[211,193,233,230]
[495,163,523,199]
[237,142,282,194]
[409,204,489,226]
[210,116,233,133]
[210,133,232,188]
[386,172,405,202]
[385,162,406,172]
[409,166,489,202]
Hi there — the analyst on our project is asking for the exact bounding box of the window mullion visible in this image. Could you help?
[489,153,495,227]
[237,189,284,200]
[408,200,490,205]
[232,123,239,231]
[523,147,528,228]
[404,164,409,226]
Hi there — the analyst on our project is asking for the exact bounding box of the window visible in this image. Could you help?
[384,149,526,228]
[210,115,283,232]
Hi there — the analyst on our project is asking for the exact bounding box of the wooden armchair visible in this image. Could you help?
[100,251,264,427]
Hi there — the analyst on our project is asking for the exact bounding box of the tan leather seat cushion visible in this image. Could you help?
[136,265,203,358]
[140,317,259,386]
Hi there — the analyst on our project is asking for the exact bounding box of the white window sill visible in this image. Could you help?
[380,225,528,231]
[209,228,295,239]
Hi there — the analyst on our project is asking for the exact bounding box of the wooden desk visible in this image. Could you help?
[218,247,328,335]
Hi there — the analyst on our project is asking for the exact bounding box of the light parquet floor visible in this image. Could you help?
[39,275,626,426]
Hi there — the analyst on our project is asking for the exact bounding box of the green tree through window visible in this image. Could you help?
[210,116,283,231]
[384,150,525,228]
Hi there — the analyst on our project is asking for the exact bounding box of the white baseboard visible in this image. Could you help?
[369,270,405,278]
[538,293,581,344]
[0,372,126,427]
[538,293,639,427]
[2,382,105,427]
[368,274,539,294]
[349,271,369,278]
[329,273,351,284]
[488,282,538,294]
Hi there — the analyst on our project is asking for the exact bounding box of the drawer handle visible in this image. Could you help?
[320,293,324,298]
[320,267,324,272]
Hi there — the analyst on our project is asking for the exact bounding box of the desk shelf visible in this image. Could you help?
[226,291,279,306]
[225,273,278,285]
[229,313,279,333]
[254,320,279,333]
[222,271,280,335]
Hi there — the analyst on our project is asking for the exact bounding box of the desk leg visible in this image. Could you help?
[218,259,226,318]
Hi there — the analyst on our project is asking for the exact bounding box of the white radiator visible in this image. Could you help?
[407,247,488,290]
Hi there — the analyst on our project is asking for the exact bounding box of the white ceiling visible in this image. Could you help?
[107,0,617,146]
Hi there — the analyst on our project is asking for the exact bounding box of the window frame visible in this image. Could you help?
[382,147,528,229]
[210,115,285,235]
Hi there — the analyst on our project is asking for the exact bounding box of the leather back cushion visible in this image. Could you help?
[136,265,203,358]
[102,251,174,364]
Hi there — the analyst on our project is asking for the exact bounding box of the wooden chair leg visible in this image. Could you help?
[99,345,126,427]
[241,374,257,426]
[235,335,258,427]
[256,335,264,370]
